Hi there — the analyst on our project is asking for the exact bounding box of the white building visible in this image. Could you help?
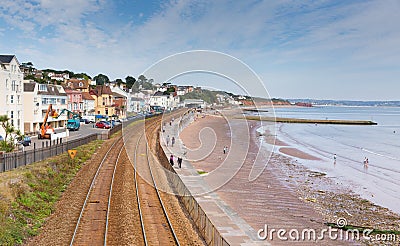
[48,72,69,82]
[23,81,68,133]
[149,91,180,111]
[130,97,146,113]
[0,55,24,137]
[111,85,129,113]
[131,90,153,107]
[81,92,95,115]
[182,99,206,108]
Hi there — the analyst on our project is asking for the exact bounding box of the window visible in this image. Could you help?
[12,80,16,91]
[17,95,20,104]
[42,98,47,105]
[5,79,8,88]
[61,99,66,104]
[10,95,14,104]
[39,84,47,91]
[10,111,14,119]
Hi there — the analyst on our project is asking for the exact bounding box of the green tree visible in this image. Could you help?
[115,79,123,86]
[137,74,147,84]
[93,74,110,85]
[0,115,24,152]
[125,76,136,89]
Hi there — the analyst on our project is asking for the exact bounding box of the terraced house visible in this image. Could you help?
[0,55,24,137]
[23,81,68,133]
[89,85,115,118]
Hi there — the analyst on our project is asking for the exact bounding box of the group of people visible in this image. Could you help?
[170,154,183,168]
[334,154,370,167]
[165,135,175,147]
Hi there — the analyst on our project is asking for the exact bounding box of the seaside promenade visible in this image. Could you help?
[160,112,264,245]
[160,110,354,245]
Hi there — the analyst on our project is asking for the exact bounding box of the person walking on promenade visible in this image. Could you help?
[166,135,170,146]
[170,155,174,166]
[171,136,175,147]
[223,146,228,154]
[177,157,182,168]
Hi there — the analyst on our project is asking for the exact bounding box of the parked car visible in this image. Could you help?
[95,121,111,129]
[19,136,31,146]
[80,118,90,124]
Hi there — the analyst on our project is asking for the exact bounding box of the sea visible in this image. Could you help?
[257,106,400,214]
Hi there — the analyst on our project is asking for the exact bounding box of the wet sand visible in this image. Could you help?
[180,115,344,245]
[180,113,400,245]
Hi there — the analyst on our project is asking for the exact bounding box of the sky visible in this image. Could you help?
[0,0,399,100]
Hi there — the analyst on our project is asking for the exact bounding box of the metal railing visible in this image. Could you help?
[0,134,98,173]
[0,117,140,173]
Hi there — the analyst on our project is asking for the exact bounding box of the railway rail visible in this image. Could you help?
[133,132,180,245]
[69,136,124,245]
[31,114,205,246]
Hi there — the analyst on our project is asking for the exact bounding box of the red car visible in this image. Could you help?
[95,121,111,129]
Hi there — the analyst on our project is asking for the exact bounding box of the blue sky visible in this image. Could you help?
[1,0,399,100]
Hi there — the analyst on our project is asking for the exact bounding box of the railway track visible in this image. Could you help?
[133,131,180,245]
[69,136,124,245]
[66,114,203,245]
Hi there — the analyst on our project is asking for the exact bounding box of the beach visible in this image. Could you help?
[179,110,400,245]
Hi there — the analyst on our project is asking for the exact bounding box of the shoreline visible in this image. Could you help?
[179,111,400,245]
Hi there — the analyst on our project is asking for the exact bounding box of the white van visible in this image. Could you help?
[81,115,95,123]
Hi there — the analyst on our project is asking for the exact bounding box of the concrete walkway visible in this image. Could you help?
[160,113,268,246]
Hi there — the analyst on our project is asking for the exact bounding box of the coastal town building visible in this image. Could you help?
[149,91,180,111]
[23,81,68,133]
[112,92,127,119]
[64,89,83,114]
[81,92,95,116]
[131,90,153,106]
[129,97,146,113]
[89,85,115,118]
[111,85,129,115]
[0,55,24,137]
[65,78,90,92]
[48,72,69,82]
[182,99,206,108]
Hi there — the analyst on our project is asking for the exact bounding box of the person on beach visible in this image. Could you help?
[171,136,175,147]
[363,157,369,166]
[166,135,170,146]
[333,154,337,161]
[177,157,182,168]
[223,146,228,154]
[170,155,174,166]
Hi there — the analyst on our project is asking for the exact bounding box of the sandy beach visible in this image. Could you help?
[179,111,400,245]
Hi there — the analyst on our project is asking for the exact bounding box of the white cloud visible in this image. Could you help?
[1,0,399,99]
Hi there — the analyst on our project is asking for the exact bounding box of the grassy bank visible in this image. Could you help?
[0,140,103,245]
[242,115,377,125]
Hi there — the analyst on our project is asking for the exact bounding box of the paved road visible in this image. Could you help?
[20,115,144,151]
[21,123,112,151]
